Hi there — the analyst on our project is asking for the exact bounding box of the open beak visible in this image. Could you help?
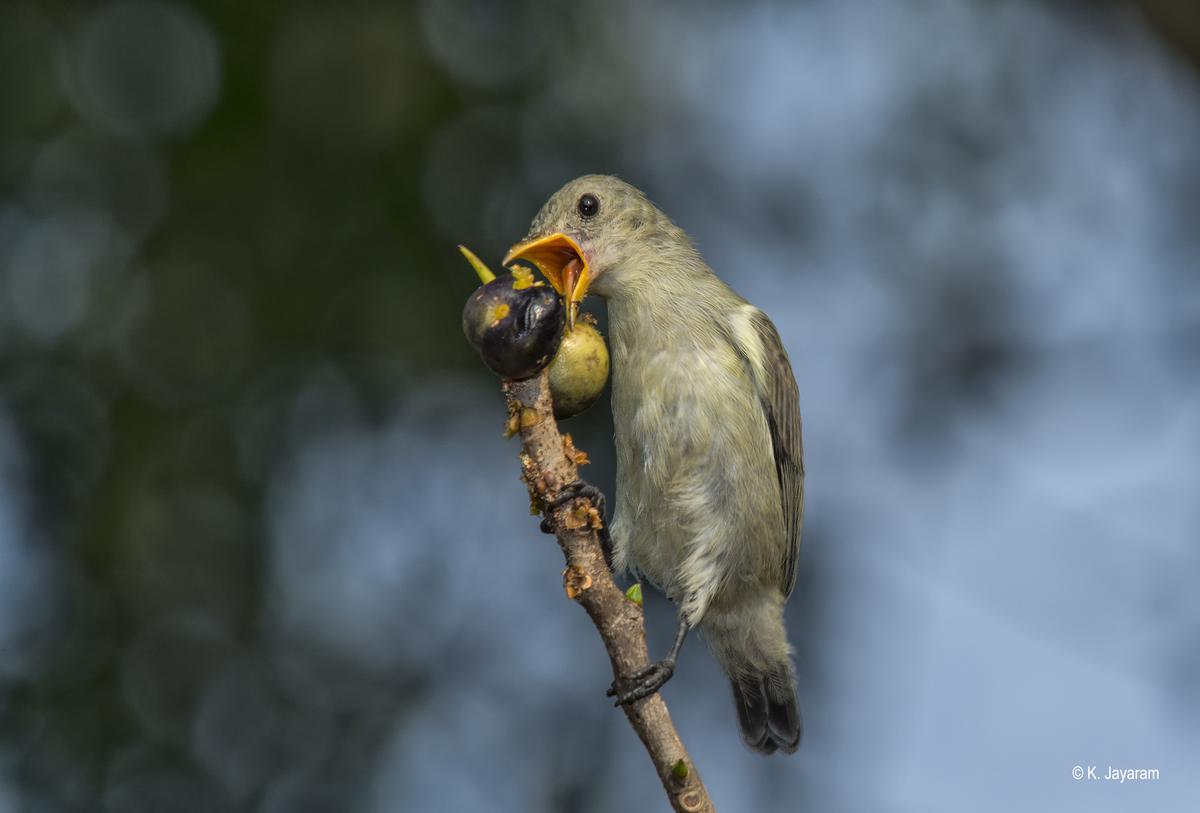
[503,233,589,330]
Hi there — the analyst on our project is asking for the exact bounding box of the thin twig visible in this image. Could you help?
[503,373,715,813]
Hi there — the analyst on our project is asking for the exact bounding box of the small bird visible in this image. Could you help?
[505,175,805,754]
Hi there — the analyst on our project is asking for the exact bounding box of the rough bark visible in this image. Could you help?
[503,373,715,813]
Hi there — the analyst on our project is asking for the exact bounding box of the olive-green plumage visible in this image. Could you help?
[517,175,804,754]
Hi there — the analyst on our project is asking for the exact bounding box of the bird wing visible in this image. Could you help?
[732,307,804,597]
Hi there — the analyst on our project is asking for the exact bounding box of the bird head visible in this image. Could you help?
[504,175,672,328]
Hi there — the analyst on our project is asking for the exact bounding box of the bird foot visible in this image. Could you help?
[542,479,607,517]
[606,659,676,706]
[538,479,613,569]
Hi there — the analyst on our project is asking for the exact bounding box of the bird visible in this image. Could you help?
[504,175,804,755]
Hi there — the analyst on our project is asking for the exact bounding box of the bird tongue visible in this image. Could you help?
[562,257,585,330]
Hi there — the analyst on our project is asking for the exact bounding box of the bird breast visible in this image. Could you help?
[607,318,785,617]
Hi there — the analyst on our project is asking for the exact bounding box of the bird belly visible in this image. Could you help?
[609,343,784,624]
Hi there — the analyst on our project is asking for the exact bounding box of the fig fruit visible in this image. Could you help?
[548,313,609,419]
[460,246,565,380]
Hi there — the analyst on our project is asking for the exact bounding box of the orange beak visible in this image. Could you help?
[503,233,589,330]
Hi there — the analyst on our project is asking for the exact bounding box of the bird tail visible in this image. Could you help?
[730,665,802,754]
[703,593,802,753]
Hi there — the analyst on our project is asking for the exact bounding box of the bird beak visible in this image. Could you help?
[503,233,589,330]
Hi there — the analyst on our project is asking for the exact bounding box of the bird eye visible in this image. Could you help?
[577,193,600,218]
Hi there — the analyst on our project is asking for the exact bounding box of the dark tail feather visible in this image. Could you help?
[731,669,802,755]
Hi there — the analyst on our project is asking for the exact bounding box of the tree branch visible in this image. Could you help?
[503,373,715,813]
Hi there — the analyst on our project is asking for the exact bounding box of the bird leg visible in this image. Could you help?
[538,479,613,568]
[608,615,690,706]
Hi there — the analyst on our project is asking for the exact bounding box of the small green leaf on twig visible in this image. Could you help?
[672,759,689,780]
[625,583,643,606]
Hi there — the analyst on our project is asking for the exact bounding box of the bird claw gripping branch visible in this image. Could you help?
[607,659,676,706]
[539,480,614,570]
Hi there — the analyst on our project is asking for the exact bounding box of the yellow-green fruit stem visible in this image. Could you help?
[458,244,496,284]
